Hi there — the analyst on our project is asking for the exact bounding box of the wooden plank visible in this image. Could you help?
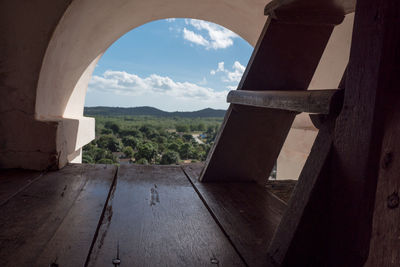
[0,164,116,267]
[267,115,335,266]
[365,103,400,266]
[34,164,117,267]
[87,164,245,267]
[183,164,287,267]
[265,180,297,203]
[227,89,342,114]
[202,105,294,184]
[320,0,400,264]
[264,0,352,25]
[0,169,43,206]
[201,14,337,184]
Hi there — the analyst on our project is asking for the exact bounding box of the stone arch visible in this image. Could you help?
[34,0,354,171]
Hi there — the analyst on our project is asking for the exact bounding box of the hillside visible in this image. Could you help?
[84,106,226,118]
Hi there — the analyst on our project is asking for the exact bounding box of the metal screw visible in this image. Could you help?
[387,191,399,209]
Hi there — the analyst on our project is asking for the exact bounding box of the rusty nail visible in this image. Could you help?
[387,192,399,209]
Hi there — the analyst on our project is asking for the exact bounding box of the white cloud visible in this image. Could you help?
[211,61,225,75]
[89,70,228,103]
[223,61,245,83]
[165,18,176,22]
[183,28,210,47]
[210,61,246,83]
[182,19,238,50]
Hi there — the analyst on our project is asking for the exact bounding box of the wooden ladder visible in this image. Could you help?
[200,0,345,186]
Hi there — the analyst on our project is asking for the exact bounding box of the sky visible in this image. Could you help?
[85,18,253,111]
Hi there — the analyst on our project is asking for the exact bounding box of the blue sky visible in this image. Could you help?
[86,18,253,111]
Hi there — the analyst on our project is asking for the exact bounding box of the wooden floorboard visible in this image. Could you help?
[0,168,43,206]
[183,164,287,267]
[87,164,245,267]
[0,164,116,267]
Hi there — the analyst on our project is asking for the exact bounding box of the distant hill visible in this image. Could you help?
[84,106,226,118]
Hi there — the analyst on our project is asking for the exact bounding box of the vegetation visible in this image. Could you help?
[84,106,226,117]
[82,110,223,165]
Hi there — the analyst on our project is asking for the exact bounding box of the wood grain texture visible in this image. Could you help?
[183,164,286,267]
[0,169,43,206]
[365,105,400,266]
[35,164,117,267]
[227,89,341,114]
[202,105,295,185]
[323,0,400,264]
[267,116,335,266]
[87,164,245,267]
[201,16,334,185]
[0,164,116,267]
[272,0,400,265]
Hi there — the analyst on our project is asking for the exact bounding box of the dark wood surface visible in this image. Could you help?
[34,164,117,267]
[321,0,400,264]
[267,116,335,266]
[227,89,341,114]
[201,105,295,185]
[365,104,400,266]
[3,164,304,266]
[87,164,245,267]
[265,180,297,203]
[0,169,43,206]
[264,0,352,25]
[183,164,287,267]
[201,14,336,185]
[0,164,116,267]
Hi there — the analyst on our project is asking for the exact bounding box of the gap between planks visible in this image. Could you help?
[84,166,119,267]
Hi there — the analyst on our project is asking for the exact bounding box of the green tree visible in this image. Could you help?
[135,143,157,162]
[175,124,189,133]
[136,158,149,165]
[160,150,180,165]
[182,134,194,142]
[179,143,193,159]
[120,129,142,138]
[122,136,139,149]
[82,154,94,163]
[97,158,114,164]
[104,121,120,134]
[123,146,134,158]
[139,125,154,137]
[97,134,121,152]
[197,122,206,131]
[168,142,180,152]
[101,128,112,135]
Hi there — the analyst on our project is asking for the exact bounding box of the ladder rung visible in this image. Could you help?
[227,89,342,114]
[264,0,347,25]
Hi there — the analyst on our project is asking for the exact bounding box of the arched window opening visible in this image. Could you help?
[81,19,253,167]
